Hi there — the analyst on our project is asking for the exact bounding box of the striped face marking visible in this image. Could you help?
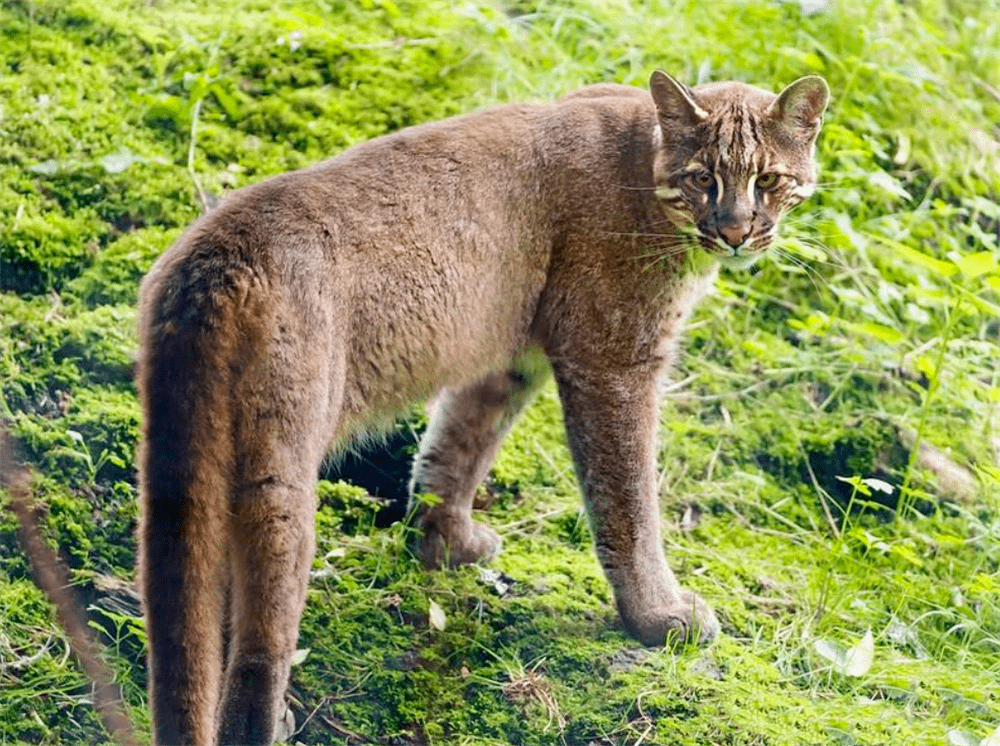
[655,186,683,200]
[791,183,815,200]
[652,122,823,267]
[649,75,828,269]
[713,171,726,204]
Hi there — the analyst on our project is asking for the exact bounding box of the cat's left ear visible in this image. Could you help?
[766,76,829,140]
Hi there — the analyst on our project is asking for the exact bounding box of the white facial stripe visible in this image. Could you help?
[687,99,710,120]
[747,173,757,204]
[791,183,815,199]
[655,186,683,200]
[714,171,725,203]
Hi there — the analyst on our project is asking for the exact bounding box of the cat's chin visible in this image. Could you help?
[695,236,769,272]
[717,250,767,271]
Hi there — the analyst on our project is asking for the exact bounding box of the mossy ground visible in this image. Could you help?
[1,1,998,744]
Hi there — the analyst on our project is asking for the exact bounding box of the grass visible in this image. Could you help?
[1,0,998,744]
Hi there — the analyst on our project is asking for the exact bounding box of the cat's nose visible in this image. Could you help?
[718,223,751,248]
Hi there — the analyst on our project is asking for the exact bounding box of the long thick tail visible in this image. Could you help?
[137,260,241,746]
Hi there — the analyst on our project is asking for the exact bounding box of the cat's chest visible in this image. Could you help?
[657,266,718,349]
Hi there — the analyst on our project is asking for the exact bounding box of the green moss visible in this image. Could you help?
[0,206,106,293]
[1,0,998,743]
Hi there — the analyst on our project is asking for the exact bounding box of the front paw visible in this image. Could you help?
[620,590,720,647]
[413,515,502,570]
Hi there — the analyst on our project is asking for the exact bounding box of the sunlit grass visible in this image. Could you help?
[0,0,997,744]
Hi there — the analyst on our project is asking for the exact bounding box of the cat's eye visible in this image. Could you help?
[690,170,714,190]
[756,173,781,190]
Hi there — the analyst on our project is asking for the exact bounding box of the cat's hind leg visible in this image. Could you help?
[216,471,318,746]
[410,352,548,568]
[215,339,339,745]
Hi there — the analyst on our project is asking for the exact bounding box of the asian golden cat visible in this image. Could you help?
[137,70,828,745]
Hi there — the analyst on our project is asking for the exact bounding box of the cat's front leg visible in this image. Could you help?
[554,363,720,646]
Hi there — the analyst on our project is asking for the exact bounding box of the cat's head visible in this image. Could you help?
[649,71,829,270]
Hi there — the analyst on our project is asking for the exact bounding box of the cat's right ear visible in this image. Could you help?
[649,70,708,129]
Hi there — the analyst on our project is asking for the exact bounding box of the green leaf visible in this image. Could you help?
[416,492,442,508]
[868,170,911,201]
[952,251,1000,278]
[983,724,1000,746]
[954,285,1000,317]
[855,322,903,344]
[881,239,957,276]
[964,573,1000,596]
[210,82,242,120]
[836,475,872,496]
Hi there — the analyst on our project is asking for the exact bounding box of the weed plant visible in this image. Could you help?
[1,1,998,744]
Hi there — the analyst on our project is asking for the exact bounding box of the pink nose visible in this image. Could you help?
[719,223,751,247]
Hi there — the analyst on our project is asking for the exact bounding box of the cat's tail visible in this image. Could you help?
[136,257,244,746]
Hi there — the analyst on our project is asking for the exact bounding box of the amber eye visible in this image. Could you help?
[690,170,715,190]
[756,172,781,191]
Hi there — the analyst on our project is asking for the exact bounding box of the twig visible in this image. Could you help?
[681,379,770,403]
[975,78,1000,104]
[187,97,212,214]
[631,690,655,746]
[800,446,839,537]
[345,37,438,50]
[0,636,53,671]
[1,431,138,746]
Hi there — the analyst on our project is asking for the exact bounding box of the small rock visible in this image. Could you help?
[608,648,652,673]
[688,654,724,680]
[478,567,518,598]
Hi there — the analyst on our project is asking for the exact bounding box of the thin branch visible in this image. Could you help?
[187,97,212,214]
[1,432,138,746]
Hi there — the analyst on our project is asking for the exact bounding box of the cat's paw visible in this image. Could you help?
[413,515,502,570]
[275,701,296,744]
[621,589,720,647]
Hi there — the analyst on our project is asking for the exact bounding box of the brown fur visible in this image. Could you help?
[138,71,828,745]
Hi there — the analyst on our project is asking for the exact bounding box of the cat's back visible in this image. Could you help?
[143,84,656,311]
[559,82,650,103]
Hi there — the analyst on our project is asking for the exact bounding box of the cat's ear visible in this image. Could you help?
[766,76,829,140]
[649,70,708,129]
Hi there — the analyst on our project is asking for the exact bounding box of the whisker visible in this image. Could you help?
[770,248,832,295]
[637,243,696,262]
[614,184,658,192]
[645,244,695,258]
[593,230,692,239]
[779,237,853,273]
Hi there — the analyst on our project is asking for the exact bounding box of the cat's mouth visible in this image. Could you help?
[697,234,770,271]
